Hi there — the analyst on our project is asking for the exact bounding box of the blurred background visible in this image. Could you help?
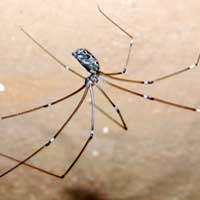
[0,0,200,199]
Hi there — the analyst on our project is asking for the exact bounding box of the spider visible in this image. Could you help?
[0,4,200,179]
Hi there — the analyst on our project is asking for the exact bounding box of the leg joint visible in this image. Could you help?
[114,106,120,112]
[90,130,94,139]
[143,95,154,100]
[45,137,55,146]
[144,80,154,85]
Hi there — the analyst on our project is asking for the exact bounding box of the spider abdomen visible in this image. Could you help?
[72,48,100,74]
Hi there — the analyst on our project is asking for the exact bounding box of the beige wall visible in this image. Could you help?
[0,0,200,199]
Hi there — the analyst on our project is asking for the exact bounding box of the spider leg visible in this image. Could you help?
[0,87,88,178]
[93,103,125,130]
[59,85,95,178]
[100,53,200,85]
[0,86,93,178]
[96,84,127,130]
[97,3,133,74]
[20,27,84,79]
[103,79,200,113]
[1,84,85,120]
[0,152,62,178]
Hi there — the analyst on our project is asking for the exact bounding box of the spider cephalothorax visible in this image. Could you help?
[85,74,99,86]
[72,48,100,74]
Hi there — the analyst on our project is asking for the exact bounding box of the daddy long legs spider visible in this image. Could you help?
[0,4,200,179]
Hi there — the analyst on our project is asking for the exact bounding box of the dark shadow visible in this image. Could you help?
[65,186,108,200]
[64,185,146,200]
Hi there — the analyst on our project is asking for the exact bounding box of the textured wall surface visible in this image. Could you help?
[0,0,200,199]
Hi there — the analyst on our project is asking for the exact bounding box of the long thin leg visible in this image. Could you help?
[89,85,95,134]
[0,85,95,179]
[59,85,95,178]
[103,79,200,113]
[94,103,127,130]
[0,152,62,178]
[100,54,200,84]
[97,3,134,74]
[1,84,85,120]
[96,84,127,130]
[20,27,84,79]
[0,87,89,178]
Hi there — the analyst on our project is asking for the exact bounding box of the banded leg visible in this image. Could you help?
[0,86,95,178]
[59,85,95,178]
[104,79,200,113]
[93,103,127,130]
[1,84,85,120]
[0,87,89,178]
[97,3,134,74]
[96,84,127,130]
[20,27,84,79]
[101,53,200,84]
[0,152,62,178]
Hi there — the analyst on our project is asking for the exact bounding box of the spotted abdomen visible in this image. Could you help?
[72,48,100,74]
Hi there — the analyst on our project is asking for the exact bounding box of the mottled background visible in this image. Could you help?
[0,0,200,199]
